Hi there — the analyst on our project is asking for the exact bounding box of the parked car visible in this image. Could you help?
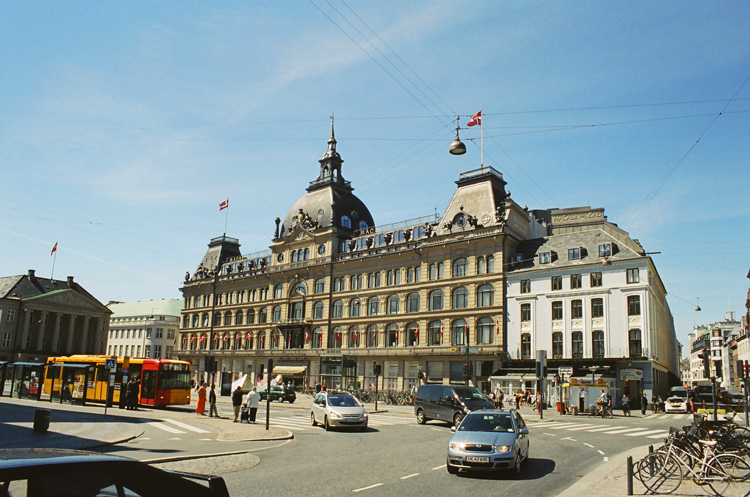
[311,392,368,431]
[446,410,530,476]
[259,385,296,403]
[664,396,689,413]
[0,448,230,497]
[414,384,494,427]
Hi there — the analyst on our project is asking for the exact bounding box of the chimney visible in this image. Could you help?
[27,269,35,279]
[275,217,281,238]
[67,276,75,286]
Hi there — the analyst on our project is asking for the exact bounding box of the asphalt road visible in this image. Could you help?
[94,401,699,497]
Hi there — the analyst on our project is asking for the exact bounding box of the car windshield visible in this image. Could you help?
[452,387,487,402]
[328,394,359,407]
[458,413,514,432]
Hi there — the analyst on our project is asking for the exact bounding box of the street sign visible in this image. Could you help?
[105,358,116,371]
[559,367,573,379]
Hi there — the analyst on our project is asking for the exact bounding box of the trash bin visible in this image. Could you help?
[33,408,51,433]
[571,406,578,416]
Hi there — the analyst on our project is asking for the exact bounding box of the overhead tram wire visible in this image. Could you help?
[624,72,750,228]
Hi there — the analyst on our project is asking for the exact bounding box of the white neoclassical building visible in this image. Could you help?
[106,299,180,360]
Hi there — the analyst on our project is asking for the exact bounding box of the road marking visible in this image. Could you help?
[142,420,185,434]
[200,438,214,441]
[432,464,446,470]
[598,450,606,456]
[647,432,671,439]
[164,418,211,433]
[604,457,609,461]
[583,443,594,448]
[547,423,581,430]
[626,429,668,437]
[561,437,577,442]
[566,424,595,431]
[601,428,650,435]
[168,437,181,440]
[353,483,383,492]
[431,428,442,432]
[542,433,556,436]
[139,437,151,441]
[585,425,626,432]
[400,473,419,480]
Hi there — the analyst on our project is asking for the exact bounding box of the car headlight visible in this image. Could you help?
[328,412,341,419]
[449,442,465,450]
[492,445,512,453]
[362,412,368,418]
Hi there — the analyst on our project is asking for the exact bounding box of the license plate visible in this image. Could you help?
[467,456,489,463]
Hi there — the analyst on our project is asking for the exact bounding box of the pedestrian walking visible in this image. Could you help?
[232,385,243,422]
[209,385,219,417]
[126,377,140,410]
[621,394,631,416]
[579,389,586,412]
[195,382,207,415]
[641,393,648,415]
[245,387,260,423]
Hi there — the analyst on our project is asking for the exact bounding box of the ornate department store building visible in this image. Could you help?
[177,129,679,400]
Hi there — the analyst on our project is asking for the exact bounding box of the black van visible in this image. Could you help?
[414,384,494,426]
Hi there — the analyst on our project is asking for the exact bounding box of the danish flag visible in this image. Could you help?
[467,110,482,127]
[496,319,500,335]
[219,199,229,211]
[305,328,310,341]
[222,334,228,342]
[353,328,358,342]
[245,332,251,340]
[190,336,196,343]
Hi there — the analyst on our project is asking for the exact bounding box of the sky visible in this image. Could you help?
[1,1,749,352]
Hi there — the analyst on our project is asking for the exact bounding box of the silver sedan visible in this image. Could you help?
[311,392,368,431]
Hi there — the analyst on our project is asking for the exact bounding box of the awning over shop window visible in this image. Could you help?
[271,366,307,375]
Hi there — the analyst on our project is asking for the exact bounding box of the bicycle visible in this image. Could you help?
[637,429,750,495]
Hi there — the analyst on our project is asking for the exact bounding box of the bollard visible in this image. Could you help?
[626,455,633,495]
[33,409,51,433]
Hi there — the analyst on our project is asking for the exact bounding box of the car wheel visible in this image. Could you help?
[452,412,463,428]
[416,409,426,425]
[311,412,317,426]
[447,459,458,475]
[324,416,331,431]
[289,398,295,404]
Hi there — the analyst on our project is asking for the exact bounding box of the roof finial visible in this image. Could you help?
[329,111,335,140]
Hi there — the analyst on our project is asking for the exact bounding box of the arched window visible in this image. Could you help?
[312,327,323,348]
[406,322,418,346]
[477,256,485,274]
[315,279,325,294]
[452,287,468,309]
[313,301,324,320]
[272,305,282,322]
[235,311,243,325]
[246,309,255,324]
[213,312,221,326]
[244,332,253,350]
[367,297,379,316]
[350,299,361,317]
[359,220,368,231]
[477,284,494,307]
[274,284,283,299]
[192,315,199,327]
[349,326,360,348]
[341,215,351,228]
[332,300,343,318]
[429,290,443,311]
[366,324,378,347]
[406,292,420,313]
[329,327,343,348]
[202,313,209,327]
[451,319,467,346]
[386,295,400,314]
[258,308,268,323]
[257,332,266,350]
[428,320,442,346]
[292,282,306,295]
[386,324,399,347]
[477,317,493,345]
[453,257,468,277]
[486,255,494,272]
[291,251,297,263]
[304,248,310,260]
[224,311,232,326]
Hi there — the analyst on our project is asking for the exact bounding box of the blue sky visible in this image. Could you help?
[1,2,749,351]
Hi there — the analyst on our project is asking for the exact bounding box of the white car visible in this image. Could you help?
[664,396,689,413]
[311,392,368,431]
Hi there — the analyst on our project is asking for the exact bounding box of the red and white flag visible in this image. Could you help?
[496,319,500,335]
[190,336,196,343]
[198,335,205,342]
[51,242,58,256]
[219,199,229,211]
[467,110,482,127]
[305,328,310,341]
[395,327,399,341]
[464,324,469,343]
[439,322,443,337]
[245,332,251,340]
[222,334,228,342]
[353,328,358,342]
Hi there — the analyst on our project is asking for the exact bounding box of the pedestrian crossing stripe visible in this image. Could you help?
[585,425,626,432]
[164,418,211,433]
[601,428,650,435]
[141,420,185,434]
[627,429,668,437]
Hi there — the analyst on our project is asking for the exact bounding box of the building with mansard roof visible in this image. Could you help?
[0,270,111,362]
[177,127,678,401]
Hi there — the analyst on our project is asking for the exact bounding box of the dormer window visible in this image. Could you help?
[568,248,581,260]
[341,215,351,228]
[539,252,551,264]
[598,243,612,257]
[359,220,368,231]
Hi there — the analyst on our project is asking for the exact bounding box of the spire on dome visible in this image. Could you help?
[317,115,344,183]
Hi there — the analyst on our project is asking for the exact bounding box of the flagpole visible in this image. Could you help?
[223,196,229,236]
[480,108,484,172]
[51,250,57,281]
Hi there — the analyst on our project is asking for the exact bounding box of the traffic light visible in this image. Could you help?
[373,362,381,376]
[698,353,710,378]
[715,360,723,379]
[204,354,215,373]
[258,364,264,381]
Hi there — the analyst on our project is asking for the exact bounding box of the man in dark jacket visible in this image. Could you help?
[232,386,244,422]
[641,393,648,415]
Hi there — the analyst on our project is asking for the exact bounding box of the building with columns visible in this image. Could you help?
[177,128,678,400]
[0,270,111,362]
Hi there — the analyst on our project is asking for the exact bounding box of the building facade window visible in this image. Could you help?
[429,262,445,280]
[477,317,493,345]
[313,302,324,320]
[312,328,322,348]
[629,329,642,358]
[627,295,641,316]
[258,308,268,323]
[274,284,283,299]
[568,248,580,260]
[520,303,531,322]
[591,298,604,318]
[386,324,399,347]
[332,300,343,318]
[571,299,583,319]
[428,321,442,346]
[453,257,468,277]
[626,268,639,284]
[551,301,563,320]
[521,334,531,359]
[387,295,400,314]
[366,325,378,347]
[592,331,605,358]
[429,290,443,311]
[368,297,379,316]
[349,299,361,317]
[451,319,467,346]
[349,327,360,348]
[539,252,551,264]
[551,276,562,291]
[486,255,494,273]
[406,293,420,313]
[572,331,583,359]
[315,278,325,294]
[407,322,418,346]
[350,274,362,290]
[552,332,563,359]
[368,272,381,288]
[598,243,612,257]
[520,280,531,294]
[477,284,494,307]
[570,274,582,289]
[477,256,485,275]
[329,327,343,348]
[590,272,602,287]
[452,287,468,309]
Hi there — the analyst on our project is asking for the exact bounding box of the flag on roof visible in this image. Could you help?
[467,110,482,127]
[51,242,58,255]
[219,199,229,211]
